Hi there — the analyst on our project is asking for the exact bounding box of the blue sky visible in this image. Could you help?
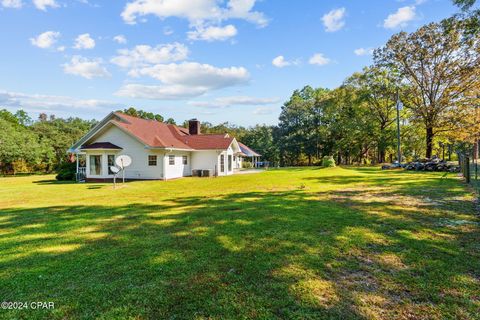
[0,0,458,126]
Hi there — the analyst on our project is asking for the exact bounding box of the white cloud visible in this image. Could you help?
[309,53,331,66]
[1,0,23,8]
[225,0,268,26]
[322,8,346,32]
[383,6,416,29]
[0,89,120,114]
[187,24,237,42]
[57,46,66,52]
[129,62,249,87]
[115,84,207,100]
[121,0,268,27]
[63,56,110,79]
[33,0,58,11]
[73,33,96,49]
[30,31,60,49]
[272,55,291,68]
[354,47,374,56]
[111,43,188,68]
[117,62,250,100]
[189,96,279,108]
[253,107,274,115]
[113,35,127,44]
[415,0,427,5]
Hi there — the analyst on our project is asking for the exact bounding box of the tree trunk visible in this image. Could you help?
[426,126,434,159]
[308,155,312,166]
[379,147,386,164]
[378,126,386,163]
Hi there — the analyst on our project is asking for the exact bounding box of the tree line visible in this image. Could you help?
[1,1,479,173]
[237,12,480,166]
[0,109,97,174]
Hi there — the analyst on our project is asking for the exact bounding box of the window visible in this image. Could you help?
[228,155,232,171]
[148,155,157,166]
[220,155,225,172]
[89,155,102,175]
[169,155,175,165]
[182,155,188,165]
[233,156,236,161]
[107,155,115,174]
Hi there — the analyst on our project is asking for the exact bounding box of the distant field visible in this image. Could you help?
[0,167,478,319]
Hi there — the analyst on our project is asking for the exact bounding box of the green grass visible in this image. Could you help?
[0,167,479,319]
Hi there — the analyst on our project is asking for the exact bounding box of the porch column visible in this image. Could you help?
[75,152,79,181]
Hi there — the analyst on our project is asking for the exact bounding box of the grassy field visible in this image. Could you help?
[0,167,479,319]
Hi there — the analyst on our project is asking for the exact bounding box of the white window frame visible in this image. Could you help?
[148,155,157,166]
[220,154,225,172]
[169,155,175,165]
[89,154,102,176]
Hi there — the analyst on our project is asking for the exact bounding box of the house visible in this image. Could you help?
[68,111,261,181]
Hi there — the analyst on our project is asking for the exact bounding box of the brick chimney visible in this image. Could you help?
[188,119,201,135]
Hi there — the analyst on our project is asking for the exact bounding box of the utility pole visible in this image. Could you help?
[396,91,403,165]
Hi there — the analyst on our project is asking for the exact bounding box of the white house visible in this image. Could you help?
[68,112,261,181]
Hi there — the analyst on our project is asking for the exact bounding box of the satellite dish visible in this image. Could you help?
[115,155,132,169]
[110,166,120,174]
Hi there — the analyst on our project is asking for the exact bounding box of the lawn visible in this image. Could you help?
[0,167,479,319]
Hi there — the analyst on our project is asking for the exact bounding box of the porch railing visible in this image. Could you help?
[77,167,86,182]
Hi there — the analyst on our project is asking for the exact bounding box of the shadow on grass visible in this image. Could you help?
[32,179,78,185]
[0,184,479,319]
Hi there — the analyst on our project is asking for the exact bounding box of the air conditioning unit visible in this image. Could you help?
[192,169,201,177]
[202,169,212,177]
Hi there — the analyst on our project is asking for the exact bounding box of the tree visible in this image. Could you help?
[374,19,480,158]
[14,109,32,126]
[122,107,164,122]
[0,109,20,124]
[326,86,375,165]
[165,118,176,125]
[31,116,97,171]
[38,113,47,122]
[345,67,401,163]
[241,125,279,165]
[452,0,480,34]
[278,86,316,165]
[0,118,45,174]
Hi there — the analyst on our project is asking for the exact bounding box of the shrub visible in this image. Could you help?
[242,161,253,169]
[322,156,336,168]
[55,162,76,181]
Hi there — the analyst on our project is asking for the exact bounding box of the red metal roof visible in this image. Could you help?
[110,112,235,150]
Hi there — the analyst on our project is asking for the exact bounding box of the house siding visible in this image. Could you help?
[191,150,219,175]
[163,151,192,180]
[85,124,164,180]
[217,145,235,176]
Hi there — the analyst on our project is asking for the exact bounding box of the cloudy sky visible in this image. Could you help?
[0,0,457,125]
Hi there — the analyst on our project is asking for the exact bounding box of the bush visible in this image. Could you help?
[242,161,253,169]
[322,156,336,168]
[55,161,76,181]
